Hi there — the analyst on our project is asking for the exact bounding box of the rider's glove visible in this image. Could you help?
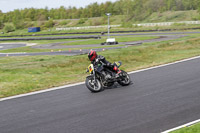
[107,63,113,67]
[96,58,99,63]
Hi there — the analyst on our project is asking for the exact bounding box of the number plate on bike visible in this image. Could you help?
[88,64,94,73]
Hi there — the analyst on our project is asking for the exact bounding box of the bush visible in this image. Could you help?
[24,22,34,28]
[13,20,25,29]
[90,19,103,26]
[36,21,45,27]
[121,22,133,28]
[78,18,87,25]
[172,23,187,26]
[3,24,15,33]
[0,22,4,29]
[59,20,68,25]
[44,19,54,28]
[101,17,107,25]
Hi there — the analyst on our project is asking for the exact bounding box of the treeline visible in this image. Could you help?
[121,0,200,21]
[0,0,200,31]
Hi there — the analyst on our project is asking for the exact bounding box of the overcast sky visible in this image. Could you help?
[0,0,117,13]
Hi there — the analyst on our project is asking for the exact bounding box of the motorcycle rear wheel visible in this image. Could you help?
[117,70,131,86]
[85,76,103,92]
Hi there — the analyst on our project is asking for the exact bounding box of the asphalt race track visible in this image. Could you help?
[0,46,127,57]
[0,32,187,57]
[1,56,200,133]
[0,43,26,50]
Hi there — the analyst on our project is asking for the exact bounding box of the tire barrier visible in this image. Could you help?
[0,35,101,41]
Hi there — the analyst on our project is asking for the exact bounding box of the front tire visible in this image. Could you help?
[85,76,103,92]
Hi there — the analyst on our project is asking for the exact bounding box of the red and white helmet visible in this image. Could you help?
[88,50,97,61]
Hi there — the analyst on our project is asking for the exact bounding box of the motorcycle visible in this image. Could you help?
[85,61,131,92]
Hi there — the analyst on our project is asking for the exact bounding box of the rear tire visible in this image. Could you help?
[117,70,131,86]
[85,76,103,92]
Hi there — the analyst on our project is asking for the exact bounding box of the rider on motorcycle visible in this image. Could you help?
[88,50,121,76]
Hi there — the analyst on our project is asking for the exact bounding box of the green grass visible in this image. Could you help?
[142,10,199,23]
[1,34,200,98]
[0,38,82,44]
[171,122,200,133]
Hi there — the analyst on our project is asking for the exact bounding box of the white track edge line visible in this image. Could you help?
[161,119,200,133]
[1,55,200,102]
[0,82,84,102]
[128,55,200,74]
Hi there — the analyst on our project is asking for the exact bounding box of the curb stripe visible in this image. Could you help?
[128,56,200,74]
[0,82,84,102]
[161,119,200,133]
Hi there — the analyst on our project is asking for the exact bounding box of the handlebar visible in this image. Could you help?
[100,61,106,66]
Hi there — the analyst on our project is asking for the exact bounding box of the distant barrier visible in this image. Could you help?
[0,35,101,41]
[56,21,200,31]
[56,25,120,31]
[135,21,200,27]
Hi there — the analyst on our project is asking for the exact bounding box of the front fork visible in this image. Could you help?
[91,71,97,90]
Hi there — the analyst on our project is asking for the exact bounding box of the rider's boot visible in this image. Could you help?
[113,66,122,78]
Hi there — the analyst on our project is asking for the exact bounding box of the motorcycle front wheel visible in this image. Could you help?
[85,76,103,92]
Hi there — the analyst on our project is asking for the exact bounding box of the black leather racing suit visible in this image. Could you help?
[91,55,114,71]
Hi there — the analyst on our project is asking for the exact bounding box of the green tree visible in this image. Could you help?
[166,0,177,11]
[3,24,15,33]
[0,20,3,29]
[45,19,54,28]
[1,0,199,25]
[12,9,25,29]
[59,6,66,19]
[198,2,200,18]
[0,10,3,29]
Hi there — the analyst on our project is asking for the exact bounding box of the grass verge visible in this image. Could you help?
[0,34,200,98]
[170,122,200,133]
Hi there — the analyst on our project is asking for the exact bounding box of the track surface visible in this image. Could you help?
[0,43,26,50]
[31,35,183,49]
[0,34,185,57]
[1,57,200,133]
